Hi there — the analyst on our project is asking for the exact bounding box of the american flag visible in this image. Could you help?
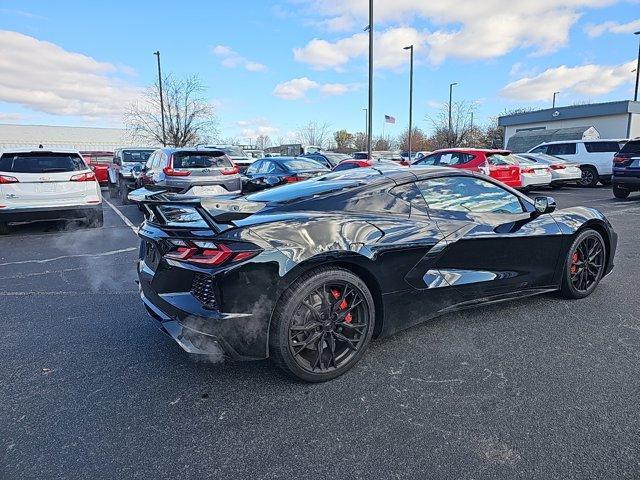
[384,115,396,124]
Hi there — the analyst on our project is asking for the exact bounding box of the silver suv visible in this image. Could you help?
[134,147,242,198]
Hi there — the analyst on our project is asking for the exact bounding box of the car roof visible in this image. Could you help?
[431,148,510,154]
[0,147,81,155]
[535,138,628,146]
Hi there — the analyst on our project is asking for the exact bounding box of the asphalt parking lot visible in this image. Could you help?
[1,186,639,479]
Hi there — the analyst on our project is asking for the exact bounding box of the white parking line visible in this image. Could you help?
[0,247,137,267]
[104,199,138,234]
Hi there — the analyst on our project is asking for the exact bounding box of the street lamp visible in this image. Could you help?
[367,0,373,159]
[363,108,368,143]
[448,82,458,147]
[404,45,414,160]
[552,91,560,108]
[153,51,166,146]
[634,31,640,102]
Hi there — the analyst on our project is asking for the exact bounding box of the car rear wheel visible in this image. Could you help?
[119,181,131,205]
[578,166,599,187]
[108,180,118,198]
[270,267,375,382]
[613,185,630,199]
[559,229,606,299]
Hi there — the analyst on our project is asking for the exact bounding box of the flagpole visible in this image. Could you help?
[367,0,373,159]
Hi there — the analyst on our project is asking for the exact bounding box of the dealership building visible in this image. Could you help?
[0,123,130,151]
[499,100,640,152]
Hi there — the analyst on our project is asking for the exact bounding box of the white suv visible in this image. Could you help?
[0,147,103,234]
[528,139,626,187]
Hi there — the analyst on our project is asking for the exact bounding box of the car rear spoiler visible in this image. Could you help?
[131,187,264,231]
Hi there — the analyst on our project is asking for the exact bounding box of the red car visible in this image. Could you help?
[411,148,522,188]
[80,151,113,186]
[332,158,407,172]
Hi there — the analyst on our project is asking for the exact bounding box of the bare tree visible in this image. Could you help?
[397,127,433,152]
[255,135,272,150]
[353,132,368,151]
[125,74,218,147]
[295,121,332,148]
[426,100,478,149]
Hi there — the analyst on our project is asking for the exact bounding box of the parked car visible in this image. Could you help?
[204,145,253,172]
[80,151,112,186]
[612,138,640,199]
[528,139,626,187]
[243,149,264,160]
[301,151,351,169]
[135,167,616,382]
[108,148,156,204]
[132,148,241,199]
[332,158,403,172]
[412,148,549,190]
[518,153,582,188]
[495,155,552,191]
[242,157,329,192]
[0,147,102,234]
[352,151,410,166]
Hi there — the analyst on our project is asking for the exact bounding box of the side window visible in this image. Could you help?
[530,145,547,154]
[416,176,525,214]
[257,161,273,174]
[246,160,261,174]
[584,141,621,153]
[160,152,169,167]
[416,153,439,166]
[547,143,576,156]
[456,153,475,165]
[145,152,156,170]
[265,162,284,174]
[438,153,456,165]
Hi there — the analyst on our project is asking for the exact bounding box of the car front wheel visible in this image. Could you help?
[578,166,599,187]
[270,267,375,382]
[559,229,606,299]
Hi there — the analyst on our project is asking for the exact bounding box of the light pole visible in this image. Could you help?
[367,0,373,159]
[634,31,640,102]
[153,51,166,146]
[552,91,560,108]
[404,45,414,160]
[363,108,368,143]
[448,82,457,147]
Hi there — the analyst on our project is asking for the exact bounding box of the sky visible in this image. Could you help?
[0,0,638,143]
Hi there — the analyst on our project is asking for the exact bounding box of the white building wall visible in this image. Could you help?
[0,124,131,150]
[629,113,640,139]
[504,113,633,147]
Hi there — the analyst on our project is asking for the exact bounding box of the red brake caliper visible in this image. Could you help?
[331,289,352,323]
[571,252,579,274]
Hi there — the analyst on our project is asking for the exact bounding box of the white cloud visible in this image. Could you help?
[0,112,29,123]
[0,30,140,121]
[585,18,640,37]
[236,118,279,138]
[273,77,353,100]
[300,0,618,64]
[501,59,636,101]
[212,45,267,72]
[294,27,425,70]
[273,77,319,100]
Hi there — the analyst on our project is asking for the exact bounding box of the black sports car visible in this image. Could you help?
[136,167,617,382]
[241,156,329,193]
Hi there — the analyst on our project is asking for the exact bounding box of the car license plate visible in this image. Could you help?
[189,185,227,196]
[534,169,547,175]
[36,183,56,193]
[144,241,160,271]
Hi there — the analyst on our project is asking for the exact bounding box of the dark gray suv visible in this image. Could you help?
[135,147,242,198]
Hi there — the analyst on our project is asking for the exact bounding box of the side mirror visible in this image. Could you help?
[534,196,556,215]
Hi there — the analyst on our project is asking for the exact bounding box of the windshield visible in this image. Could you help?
[172,152,232,169]
[322,152,351,165]
[488,153,533,166]
[0,152,87,173]
[279,158,328,171]
[525,153,568,164]
[619,140,640,155]
[246,176,361,203]
[122,150,154,162]
[210,147,247,158]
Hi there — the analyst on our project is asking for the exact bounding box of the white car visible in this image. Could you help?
[0,147,103,234]
[517,153,582,188]
[528,139,626,187]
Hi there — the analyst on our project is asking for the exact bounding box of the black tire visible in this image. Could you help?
[559,229,606,299]
[119,182,131,205]
[86,210,104,228]
[550,184,562,190]
[613,185,630,199]
[270,267,375,382]
[0,222,9,235]
[578,166,599,187]
[108,180,118,198]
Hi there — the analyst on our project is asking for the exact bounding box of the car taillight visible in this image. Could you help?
[521,167,535,174]
[165,240,260,266]
[357,160,373,167]
[613,155,626,164]
[0,174,19,184]
[550,164,566,170]
[221,165,239,175]
[283,175,300,183]
[162,166,191,177]
[70,172,97,182]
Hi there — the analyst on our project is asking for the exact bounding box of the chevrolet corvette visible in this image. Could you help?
[136,167,617,382]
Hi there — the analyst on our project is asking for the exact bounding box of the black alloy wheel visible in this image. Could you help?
[560,229,606,299]
[270,267,375,382]
[578,166,599,187]
[613,185,630,199]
